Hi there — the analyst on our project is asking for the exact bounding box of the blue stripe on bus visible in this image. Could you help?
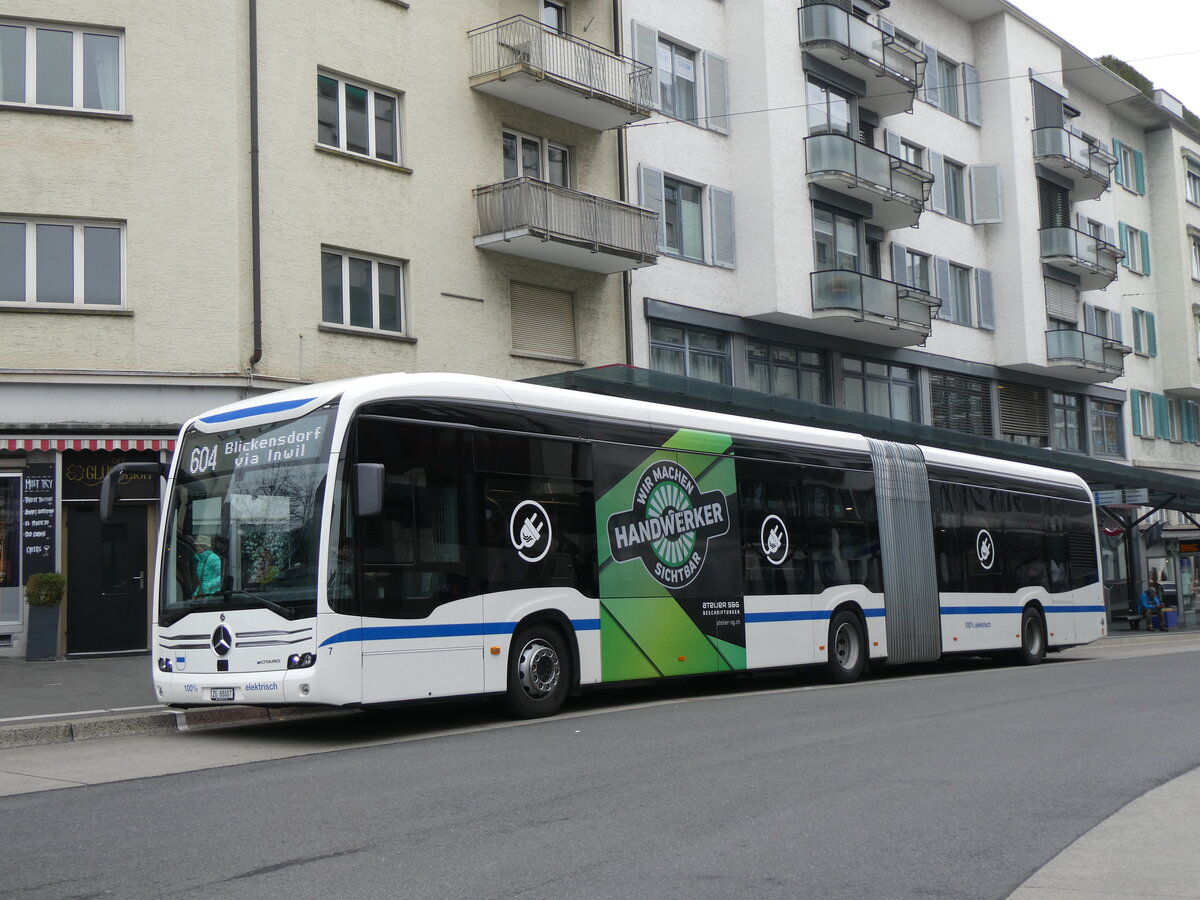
[747,605,1106,625]
[745,608,884,624]
[200,397,317,424]
[319,618,601,648]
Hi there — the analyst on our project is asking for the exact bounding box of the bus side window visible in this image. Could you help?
[805,467,881,593]
[737,460,809,596]
[932,481,965,592]
[1045,499,1070,593]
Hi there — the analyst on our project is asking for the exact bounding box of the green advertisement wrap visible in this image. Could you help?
[596,429,744,681]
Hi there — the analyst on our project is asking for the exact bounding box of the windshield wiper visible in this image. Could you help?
[225,589,298,620]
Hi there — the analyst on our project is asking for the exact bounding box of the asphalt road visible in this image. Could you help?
[2,641,1198,900]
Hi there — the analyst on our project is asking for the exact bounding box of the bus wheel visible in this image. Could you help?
[1018,608,1046,665]
[506,624,570,719]
[826,611,866,683]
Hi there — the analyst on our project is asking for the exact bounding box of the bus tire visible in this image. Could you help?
[826,610,866,684]
[506,624,570,718]
[1018,607,1046,665]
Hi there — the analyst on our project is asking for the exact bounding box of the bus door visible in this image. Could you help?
[353,418,482,704]
[594,431,744,682]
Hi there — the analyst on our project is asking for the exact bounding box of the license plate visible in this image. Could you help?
[210,688,235,702]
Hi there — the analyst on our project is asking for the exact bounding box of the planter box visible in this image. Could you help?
[25,604,61,660]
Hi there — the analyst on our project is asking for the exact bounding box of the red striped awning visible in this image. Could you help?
[0,437,175,452]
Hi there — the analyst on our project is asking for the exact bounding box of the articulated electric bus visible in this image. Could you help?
[106,373,1105,718]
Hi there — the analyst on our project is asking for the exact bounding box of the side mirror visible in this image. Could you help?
[101,462,167,522]
[354,463,385,517]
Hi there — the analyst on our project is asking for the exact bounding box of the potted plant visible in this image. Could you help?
[25,572,65,661]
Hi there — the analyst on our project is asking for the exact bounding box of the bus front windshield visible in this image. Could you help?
[159,405,335,626]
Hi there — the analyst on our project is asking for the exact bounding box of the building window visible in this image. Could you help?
[540,0,566,31]
[747,341,826,403]
[0,21,122,110]
[900,139,924,168]
[1131,308,1157,357]
[1051,392,1084,452]
[650,323,729,384]
[806,78,853,136]
[1113,139,1145,194]
[321,248,405,334]
[942,262,973,325]
[0,474,20,623]
[936,55,960,119]
[1169,398,1183,442]
[813,206,860,271]
[841,358,916,421]
[997,383,1048,447]
[943,160,967,221]
[657,38,697,122]
[510,282,575,360]
[1131,390,1153,437]
[930,371,993,437]
[1119,223,1150,275]
[1089,400,1122,456]
[663,176,704,261]
[1187,158,1200,207]
[1190,234,1200,281]
[904,249,931,291]
[503,130,569,187]
[0,218,123,306]
[316,72,401,163]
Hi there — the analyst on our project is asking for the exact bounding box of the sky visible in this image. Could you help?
[1008,0,1200,113]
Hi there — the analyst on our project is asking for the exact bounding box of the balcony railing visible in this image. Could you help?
[1045,329,1129,378]
[805,133,933,229]
[474,177,658,274]
[1032,127,1115,201]
[811,270,940,331]
[1039,226,1122,291]
[798,3,925,116]
[468,16,652,130]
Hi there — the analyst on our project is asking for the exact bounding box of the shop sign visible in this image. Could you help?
[21,464,56,579]
[61,451,160,502]
[1181,543,1200,554]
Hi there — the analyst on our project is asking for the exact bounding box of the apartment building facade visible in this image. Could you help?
[0,0,653,656]
[620,0,1200,613]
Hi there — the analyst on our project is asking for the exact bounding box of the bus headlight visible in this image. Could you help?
[287,652,316,669]
[157,657,174,672]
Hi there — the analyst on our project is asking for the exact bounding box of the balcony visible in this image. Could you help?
[468,16,652,131]
[1039,226,1123,291]
[474,177,658,274]
[798,3,925,116]
[810,270,940,346]
[805,133,933,230]
[1044,329,1129,383]
[1032,127,1115,201]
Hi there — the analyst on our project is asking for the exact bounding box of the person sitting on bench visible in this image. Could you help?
[1138,585,1169,632]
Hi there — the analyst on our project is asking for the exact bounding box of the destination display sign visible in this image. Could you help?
[180,410,333,478]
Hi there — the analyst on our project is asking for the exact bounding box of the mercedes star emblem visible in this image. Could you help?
[212,625,233,656]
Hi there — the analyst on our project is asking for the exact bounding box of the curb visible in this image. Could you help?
[0,706,339,750]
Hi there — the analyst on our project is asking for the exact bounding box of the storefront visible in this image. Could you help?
[0,438,172,658]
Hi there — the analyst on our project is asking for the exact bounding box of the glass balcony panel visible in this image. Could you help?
[812,270,864,312]
[855,144,891,188]
[799,4,920,87]
[812,270,935,331]
[860,275,892,318]
[806,133,853,174]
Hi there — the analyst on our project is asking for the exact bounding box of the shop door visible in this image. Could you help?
[66,504,149,654]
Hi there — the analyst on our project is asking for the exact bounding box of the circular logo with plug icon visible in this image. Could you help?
[760,515,789,567]
[510,500,552,563]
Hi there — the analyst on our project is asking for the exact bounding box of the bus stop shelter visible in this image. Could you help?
[526,365,1200,622]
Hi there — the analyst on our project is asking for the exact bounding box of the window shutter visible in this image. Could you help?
[1083,302,1097,335]
[1147,310,1157,356]
[638,165,666,251]
[1154,393,1170,439]
[1112,139,1124,187]
[1183,402,1198,443]
[891,242,907,284]
[975,268,994,330]
[1131,389,1142,436]
[885,129,902,159]
[923,43,941,108]
[963,63,982,125]
[1104,224,1115,246]
[1131,309,1144,353]
[1140,229,1151,275]
[710,186,736,268]
[1134,149,1146,194]
[510,282,576,359]
[632,22,660,108]
[1044,278,1078,322]
[1118,222,1129,268]
[934,255,952,319]
[877,15,895,37]
[928,151,946,213]
[1111,310,1123,343]
[703,51,730,134]
[998,383,1048,439]
[969,164,1002,223]
[1076,212,1089,233]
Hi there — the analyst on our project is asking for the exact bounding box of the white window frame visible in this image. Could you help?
[944,262,973,325]
[904,249,931,292]
[1186,158,1200,207]
[320,247,407,335]
[900,139,924,168]
[1133,391,1153,437]
[502,128,570,187]
[656,36,698,123]
[0,20,124,111]
[0,217,125,307]
[1124,224,1144,273]
[540,1,566,31]
[943,159,968,222]
[936,54,961,119]
[316,70,403,164]
[1190,233,1200,282]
